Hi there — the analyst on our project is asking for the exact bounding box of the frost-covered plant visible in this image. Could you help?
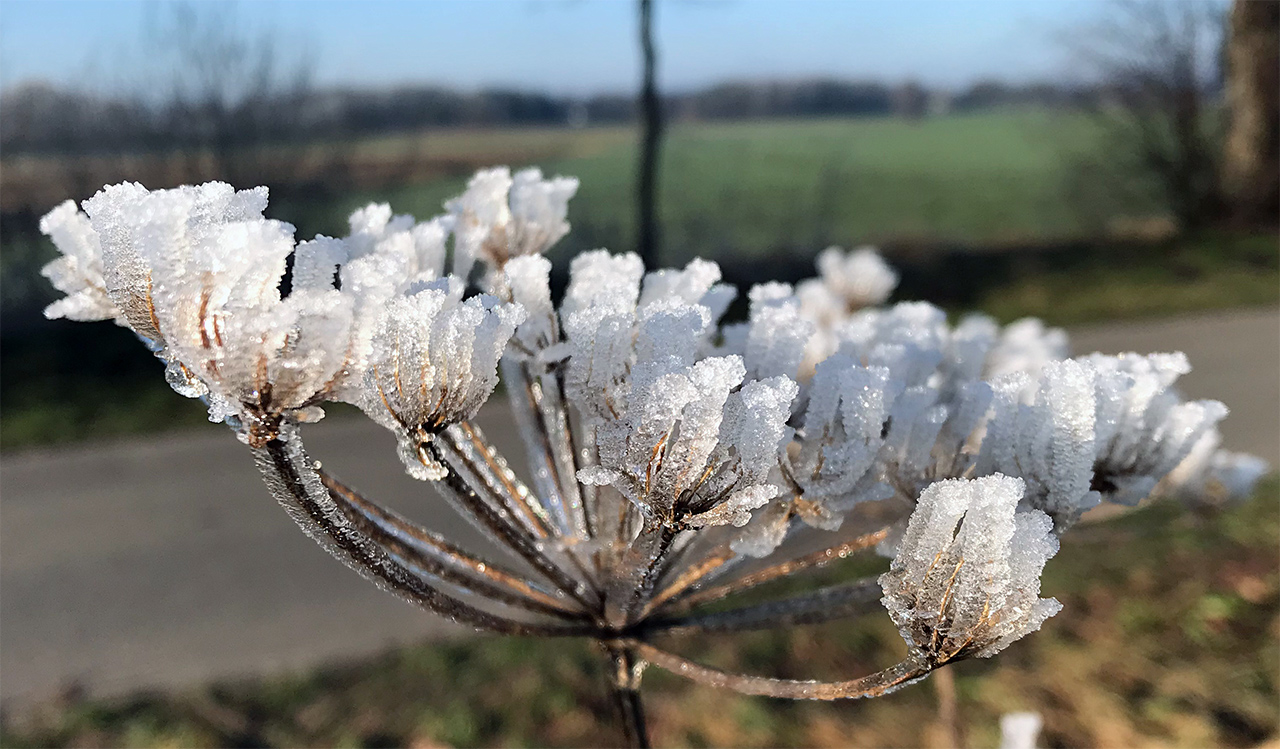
[41,169,1267,746]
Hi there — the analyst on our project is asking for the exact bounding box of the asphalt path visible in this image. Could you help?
[2,307,1276,707]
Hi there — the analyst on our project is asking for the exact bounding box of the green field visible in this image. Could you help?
[5,480,1276,748]
[316,111,1139,265]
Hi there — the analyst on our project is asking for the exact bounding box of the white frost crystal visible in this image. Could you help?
[972,351,1245,527]
[977,360,1100,529]
[741,283,815,381]
[880,475,1062,665]
[40,181,529,450]
[358,280,525,480]
[504,254,558,355]
[561,250,647,423]
[562,255,798,528]
[78,182,362,438]
[1162,429,1270,507]
[292,206,454,404]
[638,257,732,315]
[578,336,797,528]
[791,246,898,377]
[1083,351,1229,505]
[84,182,270,349]
[39,201,116,322]
[788,358,901,521]
[804,245,899,312]
[985,318,1069,379]
[447,166,578,281]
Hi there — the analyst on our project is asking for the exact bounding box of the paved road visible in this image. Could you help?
[2,307,1276,707]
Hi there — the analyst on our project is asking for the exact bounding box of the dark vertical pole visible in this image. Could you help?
[637,0,662,269]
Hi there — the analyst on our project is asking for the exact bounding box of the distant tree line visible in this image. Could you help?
[0,77,1100,156]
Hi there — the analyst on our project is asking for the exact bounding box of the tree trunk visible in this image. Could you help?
[1222,0,1279,227]
[636,0,662,269]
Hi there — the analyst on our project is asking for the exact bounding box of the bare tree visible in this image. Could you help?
[1068,0,1228,232]
[150,2,314,187]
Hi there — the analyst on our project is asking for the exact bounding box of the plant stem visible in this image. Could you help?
[253,428,589,637]
[606,644,651,748]
[628,640,930,700]
[934,665,963,748]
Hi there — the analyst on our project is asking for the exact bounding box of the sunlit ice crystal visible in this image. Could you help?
[880,475,1061,666]
[977,359,1100,531]
[290,205,454,404]
[638,257,733,317]
[342,202,451,288]
[1082,351,1231,506]
[942,314,999,388]
[156,190,356,431]
[567,275,797,530]
[836,302,948,388]
[69,182,364,442]
[1163,429,1270,508]
[504,254,558,355]
[358,280,525,480]
[293,203,450,299]
[985,317,1069,379]
[812,245,900,310]
[741,283,815,381]
[38,201,117,323]
[788,358,902,519]
[81,181,264,348]
[561,250,646,424]
[579,352,796,530]
[447,166,578,282]
[689,373,797,527]
[793,246,897,377]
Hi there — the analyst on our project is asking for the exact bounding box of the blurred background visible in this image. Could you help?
[1,1,1276,746]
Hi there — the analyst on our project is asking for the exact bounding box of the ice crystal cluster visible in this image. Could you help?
[41,167,1268,735]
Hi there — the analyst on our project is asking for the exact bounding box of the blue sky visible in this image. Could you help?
[1,0,1104,95]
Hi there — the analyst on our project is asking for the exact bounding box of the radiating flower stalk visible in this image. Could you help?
[42,168,1268,747]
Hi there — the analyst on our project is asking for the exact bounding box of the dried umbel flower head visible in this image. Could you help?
[40,169,1267,746]
[69,182,359,442]
[880,475,1062,667]
[358,279,525,480]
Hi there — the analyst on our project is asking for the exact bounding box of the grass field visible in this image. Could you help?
[331,110,1140,264]
[4,480,1276,748]
[4,109,1145,259]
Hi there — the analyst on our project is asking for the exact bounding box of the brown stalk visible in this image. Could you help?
[626,641,930,701]
[641,576,883,634]
[444,422,602,592]
[427,439,599,612]
[640,545,735,616]
[668,527,892,611]
[321,472,587,618]
[456,421,555,537]
[254,433,590,637]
